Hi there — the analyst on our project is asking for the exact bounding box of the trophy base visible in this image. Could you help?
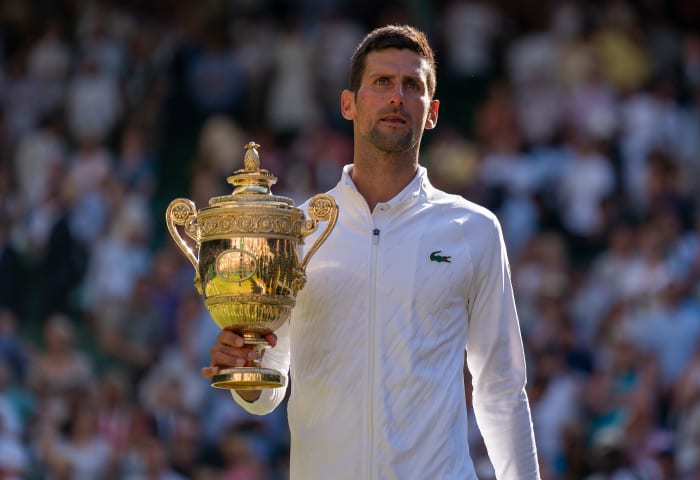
[211,367,286,390]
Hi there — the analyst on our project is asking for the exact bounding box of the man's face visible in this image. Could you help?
[341,48,439,153]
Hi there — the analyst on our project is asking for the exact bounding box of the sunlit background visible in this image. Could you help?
[0,0,699,478]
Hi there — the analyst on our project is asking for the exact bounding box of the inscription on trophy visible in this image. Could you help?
[216,249,257,282]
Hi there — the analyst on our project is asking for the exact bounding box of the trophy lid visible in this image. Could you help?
[208,142,294,207]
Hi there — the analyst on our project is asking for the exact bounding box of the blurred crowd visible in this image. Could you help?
[0,0,699,479]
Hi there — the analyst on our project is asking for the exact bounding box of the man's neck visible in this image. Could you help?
[350,152,419,212]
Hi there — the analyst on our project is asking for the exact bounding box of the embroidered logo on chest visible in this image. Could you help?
[429,250,451,263]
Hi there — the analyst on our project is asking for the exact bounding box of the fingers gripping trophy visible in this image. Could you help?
[166,142,338,390]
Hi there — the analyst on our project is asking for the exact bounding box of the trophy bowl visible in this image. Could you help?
[165,142,337,390]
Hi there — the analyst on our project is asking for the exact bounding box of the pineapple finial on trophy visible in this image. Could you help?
[226,141,275,195]
[244,142,261,170]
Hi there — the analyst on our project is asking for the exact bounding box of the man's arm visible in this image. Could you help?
[466,216,540,479]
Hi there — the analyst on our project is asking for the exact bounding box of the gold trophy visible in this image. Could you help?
[166,142,337,390]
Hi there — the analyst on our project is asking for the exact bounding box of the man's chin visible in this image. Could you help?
[369,131,415,153]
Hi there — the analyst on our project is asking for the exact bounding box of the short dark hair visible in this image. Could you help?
[349,25,437,99]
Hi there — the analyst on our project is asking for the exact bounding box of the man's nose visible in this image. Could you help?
[388,84,404,104]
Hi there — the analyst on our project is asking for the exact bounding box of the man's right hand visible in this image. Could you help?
[201,328,277,402]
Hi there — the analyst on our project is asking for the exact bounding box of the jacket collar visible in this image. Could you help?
[338,164,428,210]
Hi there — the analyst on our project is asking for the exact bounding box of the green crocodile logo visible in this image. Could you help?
[430,250,451,263]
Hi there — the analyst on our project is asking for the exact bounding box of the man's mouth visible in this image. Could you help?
[380,114,407,125]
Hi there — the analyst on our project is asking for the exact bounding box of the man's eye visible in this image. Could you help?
[375,78,389,85]
[406,81,420,90]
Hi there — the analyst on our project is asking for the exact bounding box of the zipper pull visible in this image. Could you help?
[372,228,380,245]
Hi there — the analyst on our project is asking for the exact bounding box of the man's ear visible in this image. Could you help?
[341,90,355,120]
[425,99,439,130]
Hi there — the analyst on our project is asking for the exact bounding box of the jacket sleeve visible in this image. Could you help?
[466,214,541,479]
[230,319,291,414]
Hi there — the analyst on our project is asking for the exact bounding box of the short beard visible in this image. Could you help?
[366,127,417,153]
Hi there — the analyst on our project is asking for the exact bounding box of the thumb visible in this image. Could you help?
[201,366,220,379]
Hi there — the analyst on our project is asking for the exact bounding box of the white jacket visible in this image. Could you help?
[233,165,540,480]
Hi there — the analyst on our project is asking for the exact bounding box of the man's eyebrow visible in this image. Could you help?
[366,70,425,81]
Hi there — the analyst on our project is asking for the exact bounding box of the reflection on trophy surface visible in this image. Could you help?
[165,142,338,390]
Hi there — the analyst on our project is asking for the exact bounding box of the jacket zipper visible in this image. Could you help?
[368,225,380,479]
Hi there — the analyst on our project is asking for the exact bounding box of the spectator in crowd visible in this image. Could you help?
[0,310,30,388]
[26,19,72,115]
[0,380,29,480]
[36,393,118,479]
[65,54,123,143]
[27,313,94,401]
[121,434,187,480]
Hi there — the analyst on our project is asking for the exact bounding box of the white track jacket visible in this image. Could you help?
[233,165,540,480]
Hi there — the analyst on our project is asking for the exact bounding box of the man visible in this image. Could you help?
[203,24,540,479]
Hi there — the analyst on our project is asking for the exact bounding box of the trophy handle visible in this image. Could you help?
[299,193,338,272]
[165,198,200,271]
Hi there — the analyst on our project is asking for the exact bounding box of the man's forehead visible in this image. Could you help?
[364,48,429,77]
